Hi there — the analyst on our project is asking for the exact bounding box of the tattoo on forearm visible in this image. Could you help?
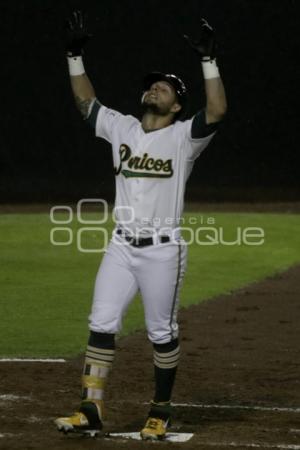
[75,96,92,119]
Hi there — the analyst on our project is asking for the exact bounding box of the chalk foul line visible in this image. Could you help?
[172,402,300,413]
[0,358,66,363]
[202,443,300,449]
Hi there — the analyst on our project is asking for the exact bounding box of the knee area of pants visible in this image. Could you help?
[88,331,115,349]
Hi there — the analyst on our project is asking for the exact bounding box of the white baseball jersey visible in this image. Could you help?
[95,105,215,236]
[89,105,217,343]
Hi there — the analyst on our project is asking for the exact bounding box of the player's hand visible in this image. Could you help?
[65,10,91,57]
[184,18,216,60]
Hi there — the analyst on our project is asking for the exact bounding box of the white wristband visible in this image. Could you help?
[201,59,220,80]
[67,56,85,76]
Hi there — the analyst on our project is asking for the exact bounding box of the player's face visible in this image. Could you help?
[142,81,181,116]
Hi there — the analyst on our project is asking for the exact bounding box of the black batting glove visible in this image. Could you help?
[184,18,216,61]
[65,10,91,57]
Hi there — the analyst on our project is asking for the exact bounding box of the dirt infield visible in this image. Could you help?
[1,265,300,449]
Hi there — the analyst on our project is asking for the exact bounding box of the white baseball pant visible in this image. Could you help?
[89,235,187,344]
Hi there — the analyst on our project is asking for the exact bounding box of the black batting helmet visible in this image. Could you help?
[143,72,188,118]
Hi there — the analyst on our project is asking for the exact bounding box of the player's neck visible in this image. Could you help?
[141,112,174,133]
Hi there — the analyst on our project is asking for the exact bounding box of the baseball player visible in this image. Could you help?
[55,11,227,440]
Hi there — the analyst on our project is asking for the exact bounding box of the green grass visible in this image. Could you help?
[0,211,299,357]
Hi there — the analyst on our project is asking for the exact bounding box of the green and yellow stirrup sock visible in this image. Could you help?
[80,331,115,422]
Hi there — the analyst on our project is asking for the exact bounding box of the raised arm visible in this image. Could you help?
[184,19,227,126]
[65,11,96,119]
[203,71,227,124]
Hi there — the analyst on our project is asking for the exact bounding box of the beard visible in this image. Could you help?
[141,97,170,116]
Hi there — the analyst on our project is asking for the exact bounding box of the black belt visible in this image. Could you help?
[116,229,170,247]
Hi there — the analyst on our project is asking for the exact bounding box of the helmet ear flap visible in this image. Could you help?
[141,92,147,104]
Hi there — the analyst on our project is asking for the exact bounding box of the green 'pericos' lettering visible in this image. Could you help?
[114,143,173,178]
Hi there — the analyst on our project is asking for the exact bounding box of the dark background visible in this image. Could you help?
[0,0,299,203]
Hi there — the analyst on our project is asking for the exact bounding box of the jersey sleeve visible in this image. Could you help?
[179,113,218,161]
[191,109,220,139]
[94,105,125,143]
